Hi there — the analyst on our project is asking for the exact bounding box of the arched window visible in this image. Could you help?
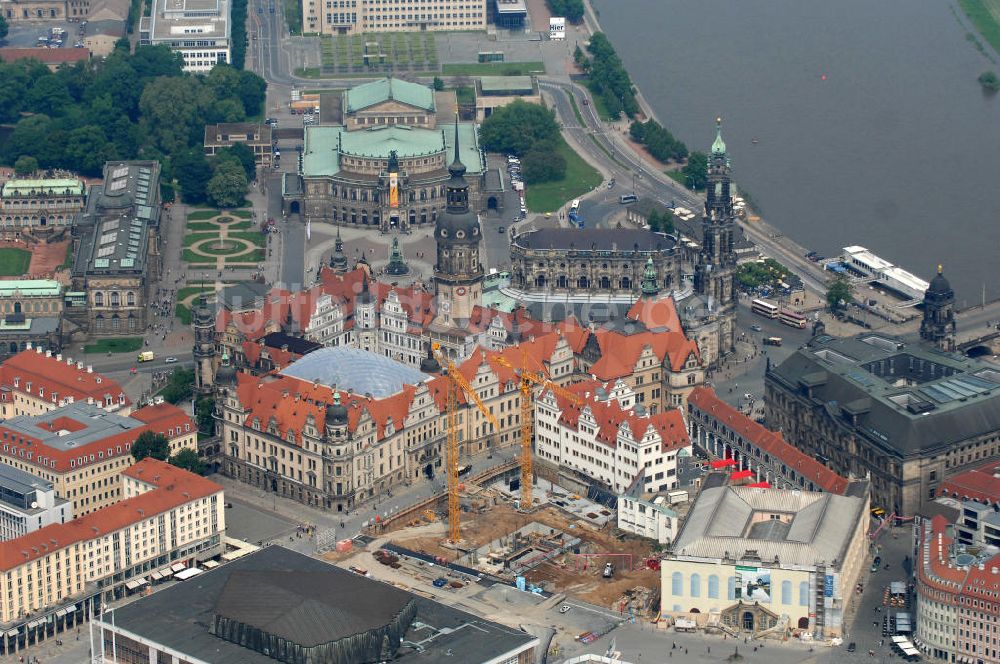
[577,276,589,289]
[799,581,810,606]
[620,277,631,289]
[671,571,683,596]
[727,576,737,600]
[599,276,610,289]
[535,275,546,288]
[126,292,135,306]
[95,292,104,306]
[708,574,719,599]
[690,573,701,598]
[781,580,792,605]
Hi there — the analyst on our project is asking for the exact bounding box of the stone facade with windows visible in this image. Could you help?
[302,0,486,36]
[0,177,85,234]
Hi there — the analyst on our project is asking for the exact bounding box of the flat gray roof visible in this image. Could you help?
[148,0,230,42]
[101,546,536,664]
[2,402,143,452]
[0,464,53,495]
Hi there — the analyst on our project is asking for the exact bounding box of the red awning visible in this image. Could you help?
[730,470,754,481]
[746,481,772,488]
[711,459,737,469]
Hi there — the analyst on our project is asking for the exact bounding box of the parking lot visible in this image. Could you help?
[1,20,86,49]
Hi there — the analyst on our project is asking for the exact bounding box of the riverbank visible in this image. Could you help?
[958,0,1000,58]
[577,0,835,296]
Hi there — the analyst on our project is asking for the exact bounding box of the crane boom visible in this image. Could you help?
[433,345,498,542]
[492,355,581,509]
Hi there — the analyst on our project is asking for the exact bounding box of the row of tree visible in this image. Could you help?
[735,258,791,290]
[545,0,584,23]
[231,0,249,69]
[175,144,254,207]
[681,151,708,190]
[629,119,689,163]
[131,431,204,474]
[646,208,675,235]
[583,32,639,120]
[479,100,567,184]
[0,44,266,188]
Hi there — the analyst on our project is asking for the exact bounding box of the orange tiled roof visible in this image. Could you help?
[938,460,1000,505]
[233,373,426,443]
[688,386,849,494]
[0,349,129,408]
[626,294,683,331]
[129,403,195,437]
[918,515,1000,607]
[0,48,90,65]
[547,379,689,452]
[0,459,221,572]
[589,325,700,379]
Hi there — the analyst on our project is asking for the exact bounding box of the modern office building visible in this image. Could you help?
[302,0,486,36]
[661,484,870,639]
[0,459,224,656]
[0,465,71,541]
[0,400,196,515]
[765,332,1000,516]
[139,0,230,72]
[92,545,537,664]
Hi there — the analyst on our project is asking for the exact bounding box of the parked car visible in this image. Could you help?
[750,324,762,332]
[165,357,178,363]
[603,563,614,578]
[559,605,571,614]
[498,225,505,234]
[847,642,856,653]
[432,577,448,588]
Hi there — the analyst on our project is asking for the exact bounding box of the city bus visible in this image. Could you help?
[763,337,782,347]
[778,309,807,329]
[751,298,779,319]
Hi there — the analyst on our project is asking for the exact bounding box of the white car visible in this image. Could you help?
[165,357,178,363]
[559,605,571,614]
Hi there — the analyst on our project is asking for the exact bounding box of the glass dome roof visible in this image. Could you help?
[279,347,431,398]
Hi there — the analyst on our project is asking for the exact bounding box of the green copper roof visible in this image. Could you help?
[303,124,484,177]
[640,257,659,297]
[711,117,726,156]
[2,178,84,198]
[0,280,62,297]
[345,77,435,114]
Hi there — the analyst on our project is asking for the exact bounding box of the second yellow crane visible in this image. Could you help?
[433,344,498,542]
[493,351,581,510]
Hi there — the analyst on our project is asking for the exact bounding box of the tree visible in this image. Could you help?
[13,156,38,176]
[682,151,708,190]
[173,148,213,204]
[195,395,215,435]
[169,448,204,475]
[65,125,117,176]
[160,368,195,404]
[432,76,445,91]
[979,71,1000,92]
[131,431,170,461]
[237,70,267,117]
[206,160,248,208]
[218,142,257,181]
[0,15,8,40]
[827,278,853,312]
[521,143,566,183]
[479,100,561,156]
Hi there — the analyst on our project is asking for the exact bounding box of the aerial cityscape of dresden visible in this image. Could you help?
[0,0,996,661]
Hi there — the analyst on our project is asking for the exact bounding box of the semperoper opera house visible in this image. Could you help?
[282,77,485,232]
[765,332,1000,517]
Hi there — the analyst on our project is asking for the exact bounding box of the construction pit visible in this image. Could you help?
[368,483,662,611]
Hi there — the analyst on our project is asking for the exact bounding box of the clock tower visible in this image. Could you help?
[433,120,483,326]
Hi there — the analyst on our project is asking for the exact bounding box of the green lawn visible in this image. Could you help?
[584,83,619,122]
[230,231,266,248]
[225,249,265,264]
[665,170,687,187]
[183,233,218,247]
[442,62,546,76]
[285,0,302,34]
[175,303,192,325]
[187,209,223,221]
[177,285,215,302]
[0,248,31,277]
[960,0,1000,55]
[524,138,602,213]
[58,242,74,270]
[182,249,216,263]
[84,337,143,354]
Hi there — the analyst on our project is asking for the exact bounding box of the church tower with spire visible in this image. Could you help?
[433,119,483,326]
[693,117,737,358]
[920,264,956,351]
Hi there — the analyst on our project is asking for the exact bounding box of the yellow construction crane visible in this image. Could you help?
[493,352,582,510]
[433,343,499,542]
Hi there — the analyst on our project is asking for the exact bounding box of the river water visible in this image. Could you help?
[592,0,1000,303]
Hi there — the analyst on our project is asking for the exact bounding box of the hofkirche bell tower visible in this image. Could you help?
[693,117,737,357]
[433,118,483,326]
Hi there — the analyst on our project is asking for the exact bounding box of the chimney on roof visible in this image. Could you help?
[56,353,62,361]
[87,366,92,373]
[295,393,301,402]
[76,362,82,370]
[65,357,72,366]
[25,342,32,350]
[36,346,42,354]
[45,350,52,358]
[282,390,289,398]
